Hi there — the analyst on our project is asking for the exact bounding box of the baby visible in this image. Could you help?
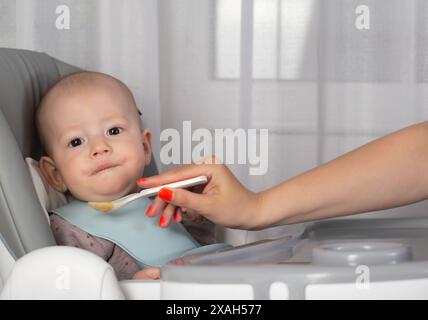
[35,71,214,280]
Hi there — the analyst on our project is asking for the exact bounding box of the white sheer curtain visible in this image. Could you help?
[0,0,162,163]
[2,0,428,245]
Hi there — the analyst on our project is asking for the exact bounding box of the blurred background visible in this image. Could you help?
[1,0,428,245]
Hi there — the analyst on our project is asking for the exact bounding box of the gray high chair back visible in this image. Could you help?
[0,48,158,259]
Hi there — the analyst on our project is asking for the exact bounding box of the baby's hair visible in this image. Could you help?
[36,71,142,155]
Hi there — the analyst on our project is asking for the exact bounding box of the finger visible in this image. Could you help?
[145,196,166,217]
[136,164,202,187]
[195,155,223,165]
[136,156,221,188]
[174,208,183,223]
[158,187,212,213]
[160,203,175,228]
[176,207,202,223]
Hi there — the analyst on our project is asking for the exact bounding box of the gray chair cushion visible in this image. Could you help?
[0,48,157,258]
[0,48,80,257]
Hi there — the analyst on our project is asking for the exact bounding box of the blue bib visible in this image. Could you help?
[52,197,230,267]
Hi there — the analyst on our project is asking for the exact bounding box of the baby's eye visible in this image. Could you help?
[107,127,123,136]
[68,138,84,148]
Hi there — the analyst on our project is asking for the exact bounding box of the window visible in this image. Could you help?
[215,0,412,82]
[215,0,316,80]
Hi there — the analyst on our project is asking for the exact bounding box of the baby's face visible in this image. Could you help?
[42,85,151,202]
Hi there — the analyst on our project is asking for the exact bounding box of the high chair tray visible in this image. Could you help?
[160,217,428,299]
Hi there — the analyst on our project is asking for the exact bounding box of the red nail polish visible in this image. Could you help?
[159,215,165,227]
[137,177,148,184]
[146,204,153,216]
[173,212,180,223]
[159,188,173,201]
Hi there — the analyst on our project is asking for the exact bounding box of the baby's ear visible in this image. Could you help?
[141,128,152,166]
[39,156,68,193]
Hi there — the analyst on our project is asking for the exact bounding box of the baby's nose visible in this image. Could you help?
[92,148,111,157]
[91,140,112,157]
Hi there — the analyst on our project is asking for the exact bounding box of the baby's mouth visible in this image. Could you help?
[93,163,119,175]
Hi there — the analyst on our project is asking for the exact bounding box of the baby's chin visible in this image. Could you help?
[74,182,138,202]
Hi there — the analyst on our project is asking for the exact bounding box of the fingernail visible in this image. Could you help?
[159,215,166,227]
[158,188,173,201]
[146,204,153,216]
[173,212,181,223]
[137,177,148,184]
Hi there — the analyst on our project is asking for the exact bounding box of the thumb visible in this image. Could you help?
[158,187,210,214]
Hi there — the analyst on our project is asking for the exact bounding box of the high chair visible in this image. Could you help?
[0,47,159,299]
[1,48,428,300]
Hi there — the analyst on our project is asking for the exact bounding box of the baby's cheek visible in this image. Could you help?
[62,167,90,193]
[65,183,89,202]
[66,176,87,194]
[128,148,146,171]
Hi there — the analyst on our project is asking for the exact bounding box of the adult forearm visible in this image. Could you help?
[257,121,428,228]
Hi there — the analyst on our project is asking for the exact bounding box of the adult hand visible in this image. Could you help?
[137,156,261,229]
